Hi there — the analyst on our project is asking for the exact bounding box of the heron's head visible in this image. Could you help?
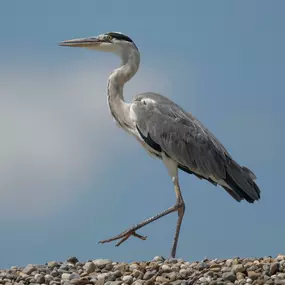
[59,32,138,56]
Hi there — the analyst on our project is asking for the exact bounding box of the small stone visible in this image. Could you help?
[22,265,36,275]
[247,265,259,271]
[161,264,171,272]
[106,273,116,282]
[50,282,60,285]
[221,266,231,272]
[69,278,89,285]
[83,262,95,274]
[35,274,45,284]
[211,266,222,272]
[233,258,239,265]
[47,261,59,269]
[226,259,233,267]
[152,256,165,262]
[247,271,261,280]
[168,258,178,264]
[69,273,80,280]
[143,270,156,280]
[246,277,253,283]
[105,263,113,271]
[109,282,123,285]
[122,275,133,284]
[205,271,214,277]
[172,280,183,285]
[245,262,253,269]
[277,255,285,261]
[45,274,53,283]
[156,276,169,282]
[233,264,245,273]
[197,262,209,270]
[59,263,70,271]
[263,264,270,271]
[50,271,59,277]
[129,263,139,271]
[278,273,285,279]
[210,263,220,268]
[179,269,190,278]
[114,263,127,273]
[269,263,279,275]
[96,278,105,285]
[61,273,71,281]
[93,259,112,269]
[199,277,207,282]
[66,257,79,264]
[144,280,155,285]
[132,281,144,285]
[263,274,270,281]
[236,272,246,280]
[132,269,143,279]
[222,272,236,282]
[165,271,177,281]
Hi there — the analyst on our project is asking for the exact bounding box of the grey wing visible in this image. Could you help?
[131,92,260,203]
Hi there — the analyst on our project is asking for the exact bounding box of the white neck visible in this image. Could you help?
[107,46,140,130]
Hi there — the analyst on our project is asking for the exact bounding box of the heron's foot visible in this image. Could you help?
[99,229,147,247]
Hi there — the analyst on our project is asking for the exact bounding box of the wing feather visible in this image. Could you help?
[131,92,260,203]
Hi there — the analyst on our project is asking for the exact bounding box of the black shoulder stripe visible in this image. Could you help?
[136,126,162,153]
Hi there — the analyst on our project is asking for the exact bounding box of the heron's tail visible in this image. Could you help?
[223,158,261,203]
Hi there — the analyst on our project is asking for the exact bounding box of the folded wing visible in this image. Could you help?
[131,92,261,203]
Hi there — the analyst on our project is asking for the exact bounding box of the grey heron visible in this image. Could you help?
[59,32,261,258]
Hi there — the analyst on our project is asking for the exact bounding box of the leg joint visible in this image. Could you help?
[176,198,185,214]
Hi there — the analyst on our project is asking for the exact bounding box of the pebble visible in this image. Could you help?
[152,256,165,262]
[45,274,53,283]
[66,257,79,265]
[269,262,279,275]
[35,274,45,283]
[129,263,139,271]
[61,273,71,281]
[143,270,156,280]
[233,264,245,273]
[247,270,261,280]
[93,259,112,269]
[222,272,236,282]
[83,262,95,274]
[50,270,59,277]
[69,277,89,285]
[22,265,36,275]
[161,264,172,272]
[1,254,285,285]
[122,275,133,284]
[47,261,59,269]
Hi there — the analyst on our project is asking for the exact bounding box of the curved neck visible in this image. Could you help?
[107,47,140,129]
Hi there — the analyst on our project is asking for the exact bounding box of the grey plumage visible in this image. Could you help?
[59,32,261,258]
[132,92,260,203]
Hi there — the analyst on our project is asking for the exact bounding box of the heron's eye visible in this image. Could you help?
[106,35,112,41]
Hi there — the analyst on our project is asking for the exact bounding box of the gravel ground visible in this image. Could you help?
[1,255,285,285]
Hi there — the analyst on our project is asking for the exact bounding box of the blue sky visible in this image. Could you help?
[0,1,284,268]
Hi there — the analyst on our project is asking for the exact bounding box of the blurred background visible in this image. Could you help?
[0,1,284,268]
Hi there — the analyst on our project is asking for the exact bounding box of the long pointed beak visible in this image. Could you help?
[58,37,101,48]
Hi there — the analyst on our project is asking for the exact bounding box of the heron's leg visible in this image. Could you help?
[99,155,185,258]
[98,202,180,245]
[171,180,185,258]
